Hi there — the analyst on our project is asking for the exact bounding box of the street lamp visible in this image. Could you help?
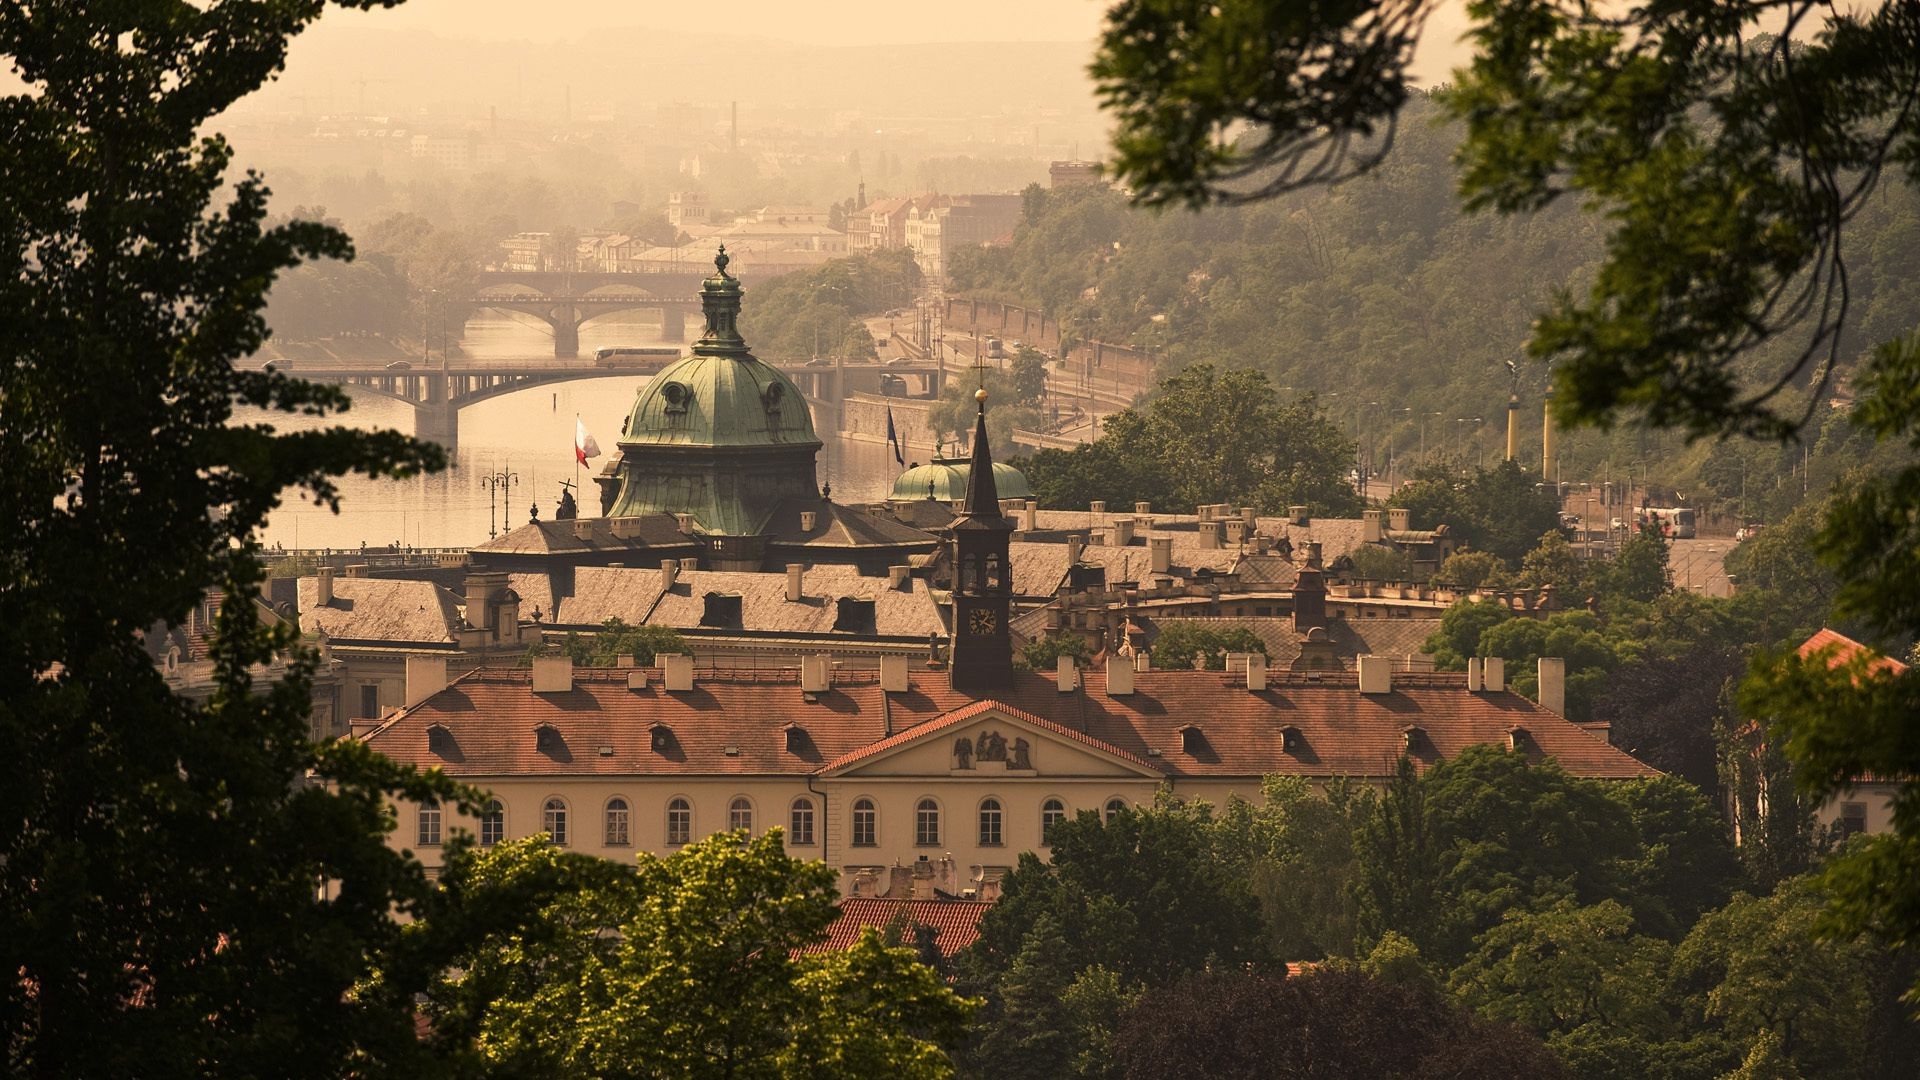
[481,468,519,539]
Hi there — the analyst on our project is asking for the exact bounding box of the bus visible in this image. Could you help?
[594,346,680,368]
[1638,506,1698,539]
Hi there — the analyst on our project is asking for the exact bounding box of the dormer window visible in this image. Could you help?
[1507,725,1530,752]
[650,723,675,754]
[1402,725,1425,753]
[700,592,743,628]
[832,596,876,633]
[535,723,565,757]
[427,723,456,758]
[1281,725,1303,753]
[1178,724,1205,756]
[784,724,808,755]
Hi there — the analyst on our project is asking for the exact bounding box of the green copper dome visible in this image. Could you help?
[888,456,1031,502]
[620,351,818,448]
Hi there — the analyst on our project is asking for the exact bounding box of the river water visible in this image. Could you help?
[254,313,902,550]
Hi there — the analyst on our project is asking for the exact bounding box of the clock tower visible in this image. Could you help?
[948,389,1014,691]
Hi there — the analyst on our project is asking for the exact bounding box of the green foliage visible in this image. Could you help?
[561,618,686,667]
[0,4,488,1073]
[1016,633,1092,672]
[1391,461,1567,566]
[1147,622,1268,671]
[428,832,974,1078]
[1720,500,1841,636]
[740,249,921,362]
[929,368,1040,459]
[1434,549,1507,589]
[1347,543,1418,582]
[1603,529,1674,604]
[1025,364,1361,515]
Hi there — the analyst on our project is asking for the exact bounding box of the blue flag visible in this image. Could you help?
[887,407,905,466]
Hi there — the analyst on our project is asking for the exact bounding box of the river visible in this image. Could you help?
[253,313,904,550]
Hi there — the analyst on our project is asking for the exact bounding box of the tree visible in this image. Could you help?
[1091,0,1920,996]
[1602,528,1674,604]
[562,618,686,666]
[1147,622,1268,671]
[1434,550,1507,590]
[428,833,975,1078]
[1346,543,1417,582]
[1390,461,1564,565]
[1017,633,1092,672]
[0,4,481,1074]
[1112,968,1568,1079]
[1010,346,1051,407]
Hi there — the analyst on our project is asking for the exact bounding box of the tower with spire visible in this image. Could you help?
[948,389,1014,690]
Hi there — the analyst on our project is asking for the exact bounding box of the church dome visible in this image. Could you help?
[888,457,1030,502]
[618,246,818,450]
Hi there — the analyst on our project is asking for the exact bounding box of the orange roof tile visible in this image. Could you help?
[805,897,991,957]
[817,698,1160,775]
[1799,628,1910,677]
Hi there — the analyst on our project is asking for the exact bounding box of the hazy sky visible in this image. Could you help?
[314,0,1478,84]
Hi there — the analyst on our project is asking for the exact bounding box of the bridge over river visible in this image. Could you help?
[275,354,952,451]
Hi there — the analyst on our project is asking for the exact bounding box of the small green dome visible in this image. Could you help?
[889,457,1030,502]
[620,351,818,449]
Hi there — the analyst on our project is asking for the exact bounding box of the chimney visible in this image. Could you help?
[1484,656,1507,692]
[786,563,805,602]
[800,510,817,532]
[610,517,631,540]
[574,519,594,541]
[1055,654,1078,692]
[1358,654,1392,695]
[626,669,649,690]
[1090,500,1107,516]
[1292,566,1327,633]
[662,653,695,692]
[1067,535,1085,563]
[346,563,369,578]
[1022,500,1037,532]
[888,564,912,590]
[1246,652,1267,692]
[1537,657,1567,715]
[1241,506,1257,529]
[1388,507,1410,532]
[404,654,447,707]
[1111,516,1135,547]
[531,655,572,693]
[1199,521,1224,549]
[1305,541,1323,569]
[879,653,909,693]
[800,654,831,693]
[1468,657,1485,692]
[1289,505,1309,526]
[464,571,507,632]
[1225,519,1246,546]
[1362,510,1384,543]
[316,565,335,607]
[675,512,695,532]
[1150,536,1173,574]
[1106,653,1134,696]
[660,558,679,589]
[1197,504,1215,522]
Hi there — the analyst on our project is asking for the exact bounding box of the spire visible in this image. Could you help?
[960,389,1003,520]
[694,245,748,357]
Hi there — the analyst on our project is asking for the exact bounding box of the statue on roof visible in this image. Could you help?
[555,481,578,521]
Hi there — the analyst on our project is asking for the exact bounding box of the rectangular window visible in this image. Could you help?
[480,804,504,847]
[852,803,876,847]
[359,684,381,719]
[979,804,1003,846]
[667,802,691,846]
[416,802,441,847]
[605,803,630,847]
[915,803,940,846]
[1840,801,1869,838]
[790,800,816,846]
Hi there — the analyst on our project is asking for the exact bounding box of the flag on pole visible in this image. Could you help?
[886,407,905,467]
[575,415,602,465]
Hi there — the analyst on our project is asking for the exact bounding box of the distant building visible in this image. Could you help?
[497,231,551,273]
[1049,160,1104,188]
[666,190,711,228]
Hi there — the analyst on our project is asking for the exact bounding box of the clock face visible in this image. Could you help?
[968,608,999,635]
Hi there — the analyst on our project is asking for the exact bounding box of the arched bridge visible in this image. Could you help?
[469,269,751,357]
[280,356,949,452]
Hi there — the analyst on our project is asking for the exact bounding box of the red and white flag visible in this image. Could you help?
[574,415,601,465]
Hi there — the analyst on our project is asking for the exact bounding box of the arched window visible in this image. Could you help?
[543,797,569,846]
[1041,798,1068,839]
[480,799,505,847]
[666,797,692,846]
[851,798,877,847]
[915,798,941,846]
[978,798,1003,846]
[789,797,816,846]
[1104,797,1128,823]
[417,799,442,847]
[605,797,630,847]
[729,796,754,833]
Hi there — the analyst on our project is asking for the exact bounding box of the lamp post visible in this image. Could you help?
[481,468,519,539]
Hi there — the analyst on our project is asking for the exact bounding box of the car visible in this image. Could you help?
[384,360,412,371]
[886,356,916,367]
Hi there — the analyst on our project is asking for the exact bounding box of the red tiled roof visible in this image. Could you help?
[805,897,991,957]
[1799,628,1910,677]
[817,698,1160,775]
[363,666,1656,781]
